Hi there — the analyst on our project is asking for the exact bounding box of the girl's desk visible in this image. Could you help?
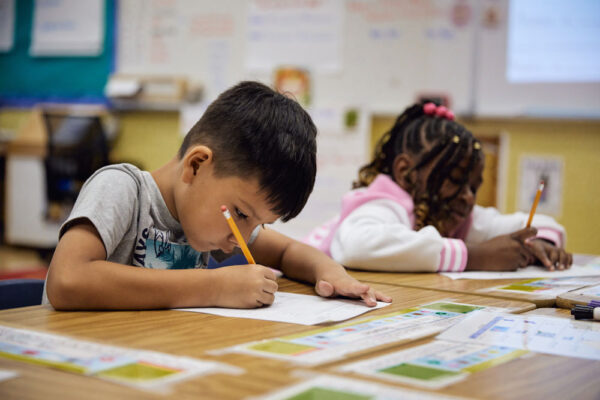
[0,279,535,400]
[523,307,573,318]
[347,270,600,307]
[556,284,600,309]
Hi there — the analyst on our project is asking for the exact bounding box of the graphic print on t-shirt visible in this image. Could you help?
[132,226,205,269]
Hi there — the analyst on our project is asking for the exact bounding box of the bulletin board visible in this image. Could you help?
[0,0,115,106]
[116,0,476,114]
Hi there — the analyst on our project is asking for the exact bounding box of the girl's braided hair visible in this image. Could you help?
[353,102,482,232]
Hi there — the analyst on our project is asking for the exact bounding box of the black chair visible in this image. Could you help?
[43,113,110,208]
[0,279,45,309]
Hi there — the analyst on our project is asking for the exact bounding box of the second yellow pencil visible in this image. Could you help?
[526,181,545,228]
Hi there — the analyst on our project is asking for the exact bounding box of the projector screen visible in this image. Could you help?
[507,0,600,83]
[475,0,600,117]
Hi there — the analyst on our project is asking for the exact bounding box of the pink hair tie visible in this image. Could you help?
[445,110,455,120]
[435,106,448,117]
[423,102,436,115]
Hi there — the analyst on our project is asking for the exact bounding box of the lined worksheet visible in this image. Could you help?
[177,291,390,325]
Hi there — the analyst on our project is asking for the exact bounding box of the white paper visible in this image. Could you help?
[0,369,17,382]
[178,291,389,325]
[339,339,527,389]
[0,0,15,52]
[0,324,240,391]
[245,0,343,72]
[30,0,104,56]
[581,284,600,297]
[441,263,600,280]
[254,373,462,400]
[104,77,141,98]
[438,311,600,360]
[214,302,508,365]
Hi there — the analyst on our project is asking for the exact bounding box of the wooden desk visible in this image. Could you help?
[0,279,534,400]
[556,284,600,309]
[347,270,597,307]
[522,307,573,318]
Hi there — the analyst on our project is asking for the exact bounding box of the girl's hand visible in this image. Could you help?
[466,227,537,271]
[525,239,573,271]
[314,274,392,307]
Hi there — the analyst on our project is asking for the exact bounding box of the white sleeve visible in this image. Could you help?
[467,205,566,247]
[330,199,467,272]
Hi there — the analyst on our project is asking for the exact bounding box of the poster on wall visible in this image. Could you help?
[517,155,563,217]
[30,0,105,56]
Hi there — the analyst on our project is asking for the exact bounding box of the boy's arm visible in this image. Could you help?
[250,228,392,306]
[47,222,278,310]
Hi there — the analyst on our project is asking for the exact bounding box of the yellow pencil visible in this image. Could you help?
[526,181,545,228]
[220,205,256,264]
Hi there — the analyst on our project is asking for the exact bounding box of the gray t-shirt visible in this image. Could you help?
[43,163,256,304]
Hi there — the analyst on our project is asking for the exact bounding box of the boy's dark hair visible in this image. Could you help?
[354,102,482,231]
[179,81,317,222]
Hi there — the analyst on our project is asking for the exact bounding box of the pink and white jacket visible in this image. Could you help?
[304,174,565,272]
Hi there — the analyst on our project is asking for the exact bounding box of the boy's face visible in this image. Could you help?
[174,154,279,253]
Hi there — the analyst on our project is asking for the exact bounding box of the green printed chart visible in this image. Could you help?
[339,340,527,389]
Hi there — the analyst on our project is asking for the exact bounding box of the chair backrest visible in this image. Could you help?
[43,112,110,204]
[0,279,45,310]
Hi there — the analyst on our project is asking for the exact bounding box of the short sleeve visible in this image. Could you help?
[60,169,139,257]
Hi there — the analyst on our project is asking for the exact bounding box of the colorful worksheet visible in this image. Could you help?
[441,261,600,280]
[438,311,600,360]
[338,340,527,389]
[212,302,508,365]
[178,291,390,325]
[0,325,240,391]
[484,276,600,297]
[253,374,463,400]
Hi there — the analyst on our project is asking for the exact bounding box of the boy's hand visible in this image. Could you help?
[314,274,392,307]
[212,265,278,308]
[524,239,573,271]
[466,227,537,271]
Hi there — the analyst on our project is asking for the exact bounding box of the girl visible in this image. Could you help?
[306,102,572,272]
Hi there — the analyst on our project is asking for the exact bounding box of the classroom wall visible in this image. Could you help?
[371,115,600,255]
[108,111,181,171]
[0,109,180,172]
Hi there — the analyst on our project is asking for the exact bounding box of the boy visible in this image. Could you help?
[45,81,392,310]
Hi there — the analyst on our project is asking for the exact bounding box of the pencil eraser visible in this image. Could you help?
[220,205,227,212]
